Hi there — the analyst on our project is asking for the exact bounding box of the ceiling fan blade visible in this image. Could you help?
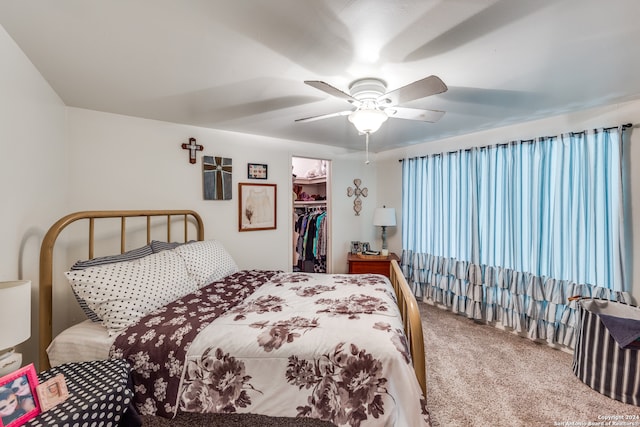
[385,106,445,123]
[378,75,448,106]
[295,110,352,123]
[304,81,358,104]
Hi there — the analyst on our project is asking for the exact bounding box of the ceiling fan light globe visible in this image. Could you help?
[348,108,388,134]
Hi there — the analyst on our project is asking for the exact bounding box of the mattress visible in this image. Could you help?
[46,320,113,367]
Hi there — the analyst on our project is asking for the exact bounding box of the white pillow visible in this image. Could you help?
[174,240,239,287]
[65,249,198,335]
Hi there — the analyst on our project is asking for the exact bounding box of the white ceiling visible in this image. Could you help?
[2,0,640,153]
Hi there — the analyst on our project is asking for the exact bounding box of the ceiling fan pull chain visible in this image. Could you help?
[365,132,370,165]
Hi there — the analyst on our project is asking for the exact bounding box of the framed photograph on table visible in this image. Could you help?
[0,364,40,427]
[247,163,268,180]
[36,374,69,412]
[238,183,277,231]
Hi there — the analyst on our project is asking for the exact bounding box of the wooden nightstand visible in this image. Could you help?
[347,252,400,278]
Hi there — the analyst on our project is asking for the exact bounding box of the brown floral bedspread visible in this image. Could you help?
[180,273,429,427]
[111,272,429,426]
[109,270,278,417]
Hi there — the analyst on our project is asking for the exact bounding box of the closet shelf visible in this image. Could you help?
[293,176,326,185]
[294,200,326,206]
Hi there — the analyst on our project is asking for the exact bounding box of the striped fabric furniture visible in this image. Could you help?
[573,298,640,406]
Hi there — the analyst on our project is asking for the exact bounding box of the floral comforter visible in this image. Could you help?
[111,271,430,427]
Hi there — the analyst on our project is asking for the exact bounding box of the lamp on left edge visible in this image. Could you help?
[0,280,31,376]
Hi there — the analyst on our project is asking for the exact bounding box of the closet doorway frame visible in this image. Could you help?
[291,156,332,273]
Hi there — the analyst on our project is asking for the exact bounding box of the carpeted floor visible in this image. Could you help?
[421,302,640,426]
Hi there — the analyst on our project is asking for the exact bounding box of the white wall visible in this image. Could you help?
[66,107,381,269]
[331,156,380,260]
[376,99,640,298]
[0,25,68,368]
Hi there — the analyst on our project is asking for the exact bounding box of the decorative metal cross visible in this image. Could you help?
[181,137,203,164]
[347,178,368,216]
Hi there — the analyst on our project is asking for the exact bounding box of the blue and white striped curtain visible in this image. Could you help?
[401,126,631,348]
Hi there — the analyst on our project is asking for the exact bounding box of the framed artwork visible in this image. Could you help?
[351,241,360,254]
[0,364,40,426]
[247,163,268,180]
[35,374,68,412]
[203,156,232,200]
[238,183,277,231]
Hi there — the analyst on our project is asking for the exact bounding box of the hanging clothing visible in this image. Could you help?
[294,210,327,273]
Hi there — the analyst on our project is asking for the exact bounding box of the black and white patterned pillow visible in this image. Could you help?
[65,249,198,334]
[69,244,154,322]
[174,240,239,287]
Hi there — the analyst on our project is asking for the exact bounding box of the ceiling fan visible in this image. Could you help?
[295,75,448,133]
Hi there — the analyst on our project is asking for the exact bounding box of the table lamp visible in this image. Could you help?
[0,280,31,376]
[373,207,396,256]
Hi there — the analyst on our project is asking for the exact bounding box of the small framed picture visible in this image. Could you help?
[0,364,40,426]
[351,241,360,254]
[238,183,277,231]
[36,374,69,412]
[247,163,268,180]
[362,242,371,253]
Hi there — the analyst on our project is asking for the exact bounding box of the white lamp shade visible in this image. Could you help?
[373,207,397,227]
[348,108,388,134]
[0,280,31,350]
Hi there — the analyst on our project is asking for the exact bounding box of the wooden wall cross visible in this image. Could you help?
[181,137,203,164]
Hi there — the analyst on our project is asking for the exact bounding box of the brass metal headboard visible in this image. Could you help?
[39,210,204,369]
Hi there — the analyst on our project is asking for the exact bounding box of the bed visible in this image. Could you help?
[39,210,428,426]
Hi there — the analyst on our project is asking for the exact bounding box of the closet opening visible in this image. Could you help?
[292,157,331,273]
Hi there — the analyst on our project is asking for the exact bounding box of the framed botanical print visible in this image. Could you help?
[238,183,277,231]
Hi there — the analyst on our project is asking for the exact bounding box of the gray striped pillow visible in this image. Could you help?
[150,240,184,253]
[70,244,153,270]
